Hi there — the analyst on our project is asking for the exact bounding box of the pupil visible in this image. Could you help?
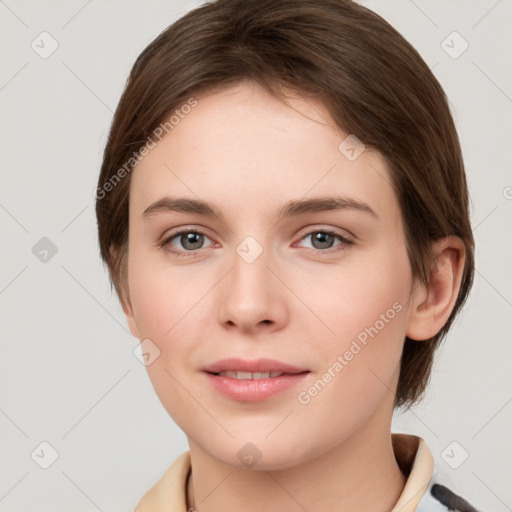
[182,232,203,250]
[313,232,333,249]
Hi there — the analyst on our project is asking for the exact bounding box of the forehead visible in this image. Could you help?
[129,81,399,224]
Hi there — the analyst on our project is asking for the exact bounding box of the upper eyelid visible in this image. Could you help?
[163,224,352,238]
[162,225,213,242]
[295,225,354,240]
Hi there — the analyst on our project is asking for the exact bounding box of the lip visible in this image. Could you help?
[202,358,310,402]
[204,372,310,402]
[202,357,308,374]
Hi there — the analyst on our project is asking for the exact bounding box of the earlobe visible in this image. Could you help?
[406,236,466,341]
[109,244,140,340]
[125,311,140,340]
[120,290,141,340]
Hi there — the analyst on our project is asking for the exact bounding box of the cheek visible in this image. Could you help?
[127,243,208,340]
[292,247,411,351]
[126,252,209,426]
[290,246,411,405]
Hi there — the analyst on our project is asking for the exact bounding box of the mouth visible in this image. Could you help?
[202,357,309,376]
[202,358,310,401]
[206,370,309,379]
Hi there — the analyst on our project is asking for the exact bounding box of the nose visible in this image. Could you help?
[217,240,289,335]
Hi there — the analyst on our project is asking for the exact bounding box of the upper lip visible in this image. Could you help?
[202,358,309,374]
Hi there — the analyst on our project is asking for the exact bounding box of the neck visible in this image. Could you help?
[186,422,406,512]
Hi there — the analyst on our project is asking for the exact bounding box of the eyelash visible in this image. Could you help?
[159,226,354,257]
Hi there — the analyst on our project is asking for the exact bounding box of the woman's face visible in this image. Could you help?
[123,81,418,469]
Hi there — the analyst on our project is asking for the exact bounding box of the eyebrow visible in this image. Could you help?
[142,195,378,221]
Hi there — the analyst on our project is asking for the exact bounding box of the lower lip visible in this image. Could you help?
[204,372,310,402]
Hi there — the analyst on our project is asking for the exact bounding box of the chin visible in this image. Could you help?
[199,436,321,472]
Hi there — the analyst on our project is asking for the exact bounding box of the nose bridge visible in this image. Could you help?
[217,233,286,331]
[231,233,274,303]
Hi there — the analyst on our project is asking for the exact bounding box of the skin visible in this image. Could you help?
[117,80,465,511]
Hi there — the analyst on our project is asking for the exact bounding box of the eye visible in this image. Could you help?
[160,228,215,255]
[160,226,354,256]
[295,228,354,252]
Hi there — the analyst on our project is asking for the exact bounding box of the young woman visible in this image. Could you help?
[95,1,478,510]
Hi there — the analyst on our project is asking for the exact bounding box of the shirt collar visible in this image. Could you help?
[136,433,434,511]
[391,434,435,511]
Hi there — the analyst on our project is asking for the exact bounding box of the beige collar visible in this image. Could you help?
[391,434,434,511]
[136,433,434,512]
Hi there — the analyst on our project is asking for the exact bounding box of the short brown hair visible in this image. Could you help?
[96,0,474,409]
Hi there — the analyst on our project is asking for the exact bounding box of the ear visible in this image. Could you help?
[122,298,141,341]
[109,244,141,340]
[406,236,466,341]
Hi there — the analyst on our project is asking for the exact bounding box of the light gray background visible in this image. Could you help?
[1,0,511,510]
